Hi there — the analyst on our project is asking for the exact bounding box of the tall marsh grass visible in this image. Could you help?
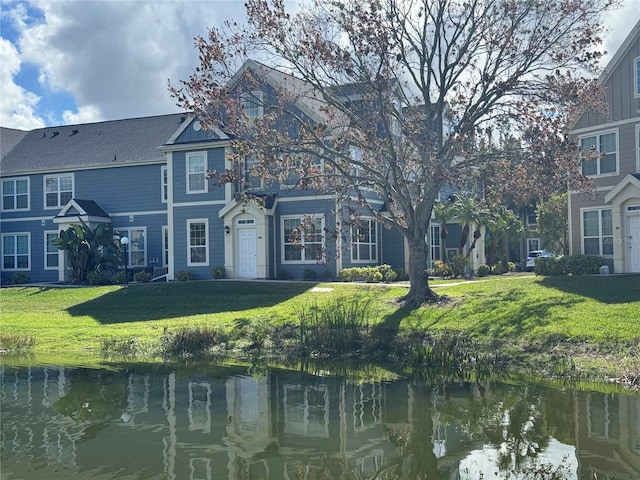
[296,296,376,357]
[0,333,36,353]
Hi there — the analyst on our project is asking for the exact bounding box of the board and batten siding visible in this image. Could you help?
[573,34,640,129]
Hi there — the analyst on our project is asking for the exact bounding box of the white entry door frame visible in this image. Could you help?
[237,222,257,278]
[628,213,640,273]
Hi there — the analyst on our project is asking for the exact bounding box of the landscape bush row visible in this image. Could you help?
[534,255,611,276]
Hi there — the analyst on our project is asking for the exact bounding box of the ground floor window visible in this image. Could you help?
[163,226,169,267]
[430,224,441,264]
[2,233,30,270]
[527,238,540,254]
[188,219,208,266]
[45,232,59,269]
[282,215,324,263]
[582,209,613,256]
[117,228,146,267]
[351,218,377,262]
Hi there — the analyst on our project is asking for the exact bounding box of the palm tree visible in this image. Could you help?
[452,197,488,258]
[485,206,522,272]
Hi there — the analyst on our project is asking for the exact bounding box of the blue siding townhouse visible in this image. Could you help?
[1,60,422,284]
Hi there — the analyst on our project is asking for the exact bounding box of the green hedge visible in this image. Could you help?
[535,255,610,276]
[338,264,397,283]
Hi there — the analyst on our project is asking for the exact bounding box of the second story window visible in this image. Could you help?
[243,155,264,190]
[161,166,168,202]
[44,174,73,208]
[635,56,640,98]
[241,91,264,121]
[187,153,207,193]
[580,132,617,176]
[2,177,29,211]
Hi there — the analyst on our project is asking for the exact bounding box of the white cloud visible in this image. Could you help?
[62,104,102,125]
[13,0,249,123]
[1,0,636,129]
[600,0,640,67]
[0,36,45,129]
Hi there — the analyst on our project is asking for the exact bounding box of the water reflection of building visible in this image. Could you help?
[1,365,639,479]
[575,391,640,479]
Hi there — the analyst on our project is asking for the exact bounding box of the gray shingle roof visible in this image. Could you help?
[1,114,188,175]
[1,127,29,161]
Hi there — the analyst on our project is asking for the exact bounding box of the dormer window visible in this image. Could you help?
[241,91,264,120]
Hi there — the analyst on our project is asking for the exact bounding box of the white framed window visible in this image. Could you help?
[241,90,264,120]
[44,231,60,270]
[635,56,640,98]
[526,206,538,226]
[582,208,613,256]
[284,154,324,188]
[350,218,377,262]
[527,238,540,254]
[430,224,441,265]
[44,174,73,209]
[244,154,264,190]
[162,226,169,267]
[161,166,168,202]
[2,232,30,270]
[282,215,324,263]
[587,393,620,440]
[117,228,147,267]
[580,131,617,176]
[2,177,29,211]
[349,146,364,177]
[187,152,207,193]
[187,219,209,266]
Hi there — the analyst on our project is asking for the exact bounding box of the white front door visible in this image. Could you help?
[629,215,640,272]
[238,228,257,278]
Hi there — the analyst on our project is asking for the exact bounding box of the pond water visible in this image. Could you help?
[1,362,639,480]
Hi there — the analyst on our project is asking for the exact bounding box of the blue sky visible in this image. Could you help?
[1,0,638,130]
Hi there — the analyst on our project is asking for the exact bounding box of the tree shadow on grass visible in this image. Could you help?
[414,290,583,342]
[66,281,315,324]
[536,275,640,304]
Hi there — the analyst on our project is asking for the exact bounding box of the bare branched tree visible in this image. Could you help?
[171,0,615,306]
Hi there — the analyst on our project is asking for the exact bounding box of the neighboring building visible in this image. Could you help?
[0,58,488,285]
[569,20,640,273]
[0,64,413,284]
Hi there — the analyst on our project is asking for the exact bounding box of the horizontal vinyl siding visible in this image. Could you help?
[0,219,57,283]
[74,164,166,214]
[172,148,226,204]
[111,213,167,272]
[172,205,224,280]
[274,198,337,280]
[379,226,405,271]
[569,190,610,255]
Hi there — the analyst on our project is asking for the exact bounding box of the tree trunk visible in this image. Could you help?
[400,235,439,306]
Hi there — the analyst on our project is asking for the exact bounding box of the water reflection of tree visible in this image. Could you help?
[53,368,127,440]
[480,385,551,472]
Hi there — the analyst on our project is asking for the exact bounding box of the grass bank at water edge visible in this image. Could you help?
[1,275,639,388]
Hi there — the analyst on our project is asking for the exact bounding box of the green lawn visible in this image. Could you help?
[1,275,639,370]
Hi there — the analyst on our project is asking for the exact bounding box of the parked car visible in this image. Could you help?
[526,250,554,272]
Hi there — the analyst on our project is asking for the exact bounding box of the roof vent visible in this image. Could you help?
[51,131,59,138]
[70,129,79,136]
